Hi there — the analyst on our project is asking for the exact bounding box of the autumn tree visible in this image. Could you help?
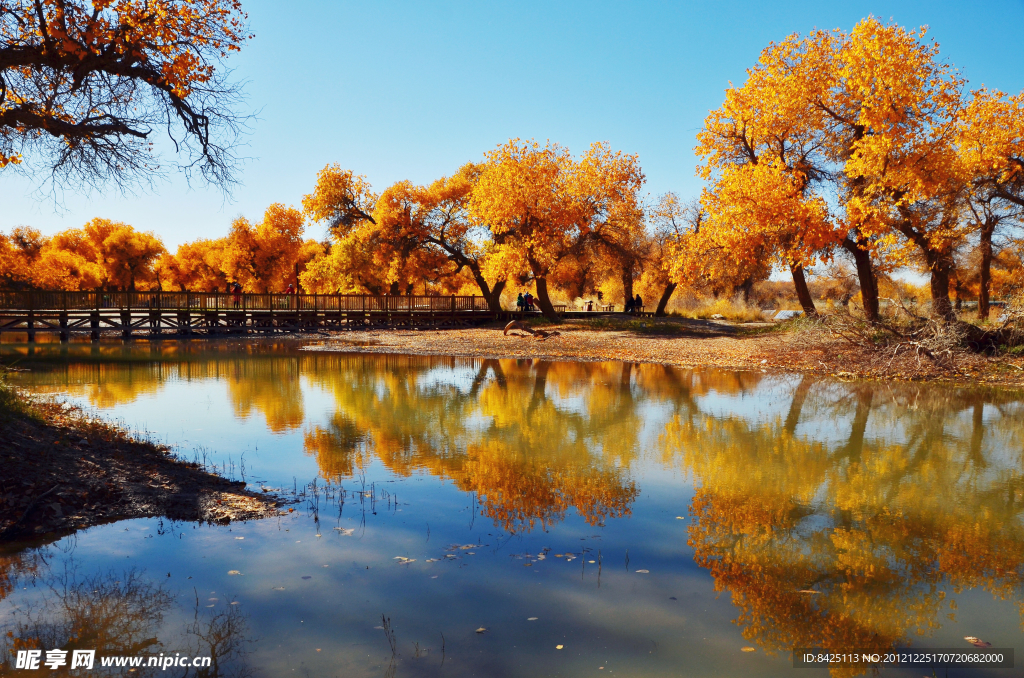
[302,165,378,238]
[694,18,990,322]
[156,238,230,291]
[370,164,509,308]
[471,139,645,318]
[0,0,252,189]
[222,203,305,293]
[957,90,1024,318]
[0,226,43,288]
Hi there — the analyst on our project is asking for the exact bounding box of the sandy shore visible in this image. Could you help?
[303,318,1024,386]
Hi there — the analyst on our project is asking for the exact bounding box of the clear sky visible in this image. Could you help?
[3,0,1023,249]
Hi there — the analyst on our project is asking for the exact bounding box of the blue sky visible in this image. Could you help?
[3,0,1023,249]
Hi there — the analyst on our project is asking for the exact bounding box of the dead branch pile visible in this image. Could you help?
[821,296,1024,377]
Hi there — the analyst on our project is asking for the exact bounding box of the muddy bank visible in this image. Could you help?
[0,393,285,543]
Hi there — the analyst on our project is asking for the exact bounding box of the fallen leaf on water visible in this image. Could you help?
[227,570,242,576]
[742,647,756,652]
[301,576,312,580]
[556,645,564,650]
[588,560,595,563]
[636,569,649,574]
[524,563,532,567]
[230,602,239,605]
[797,590,819,594]
[970,640,992,648]
[555,554,564,558]
[476,627,486,633]
[273,587,285,591]
[527,617,538,621]
[676,516,684,520]
[235,536,244,540]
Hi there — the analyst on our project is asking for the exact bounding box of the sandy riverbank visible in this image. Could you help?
[302,317,1024,387]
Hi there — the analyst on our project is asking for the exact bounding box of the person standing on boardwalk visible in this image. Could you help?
[232,282,242,309]
[517,292,525,312]
[634,293,643,314]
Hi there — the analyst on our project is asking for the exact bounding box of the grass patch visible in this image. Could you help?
[680,299,770,323]
[0,368,33,422]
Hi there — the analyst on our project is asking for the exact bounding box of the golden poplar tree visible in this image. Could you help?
[0,0,252,188]
[470,139,644,318]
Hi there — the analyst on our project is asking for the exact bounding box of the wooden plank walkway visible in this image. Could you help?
[0,291,494,341]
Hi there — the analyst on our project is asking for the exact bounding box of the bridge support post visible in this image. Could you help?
[120,309,132,341]
[26,310,35,343]
[90,311,100,342]
[59,312,69,343]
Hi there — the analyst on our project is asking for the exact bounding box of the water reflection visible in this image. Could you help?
[0,550,253,677]
[666,379,1024,672]
[5,342,1024,676]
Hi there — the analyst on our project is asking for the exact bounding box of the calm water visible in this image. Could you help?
[2,340,1024,677]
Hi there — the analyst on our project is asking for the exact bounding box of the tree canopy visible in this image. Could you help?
[0,0,252,191]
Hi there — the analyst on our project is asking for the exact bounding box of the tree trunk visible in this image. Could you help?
[655,283,677,317]
[738,278,754,304]
[929,254,956,321]
[484,280,506,313]
[978,221,995,320]
[784,375,813,435]
[388,281,400,296]
[534,277,559,320]
[621,263,634,308]
[842,237,879,322]
[789,263,817,316]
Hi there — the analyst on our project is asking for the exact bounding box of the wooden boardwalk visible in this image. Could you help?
[0,291,495,341]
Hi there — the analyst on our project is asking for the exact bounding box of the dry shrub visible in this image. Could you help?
[821,293,1024,378]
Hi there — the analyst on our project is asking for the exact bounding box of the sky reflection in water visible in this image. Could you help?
[3,341,1024,677]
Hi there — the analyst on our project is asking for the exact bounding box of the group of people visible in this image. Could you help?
[515,292,537,312]
[514,290,645,314]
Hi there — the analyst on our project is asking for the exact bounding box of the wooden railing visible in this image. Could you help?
[0,291,491,313]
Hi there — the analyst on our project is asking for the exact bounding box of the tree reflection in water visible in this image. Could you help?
[9,343,1024,676]
[0,558,253,677]
[665,379,1024,676]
